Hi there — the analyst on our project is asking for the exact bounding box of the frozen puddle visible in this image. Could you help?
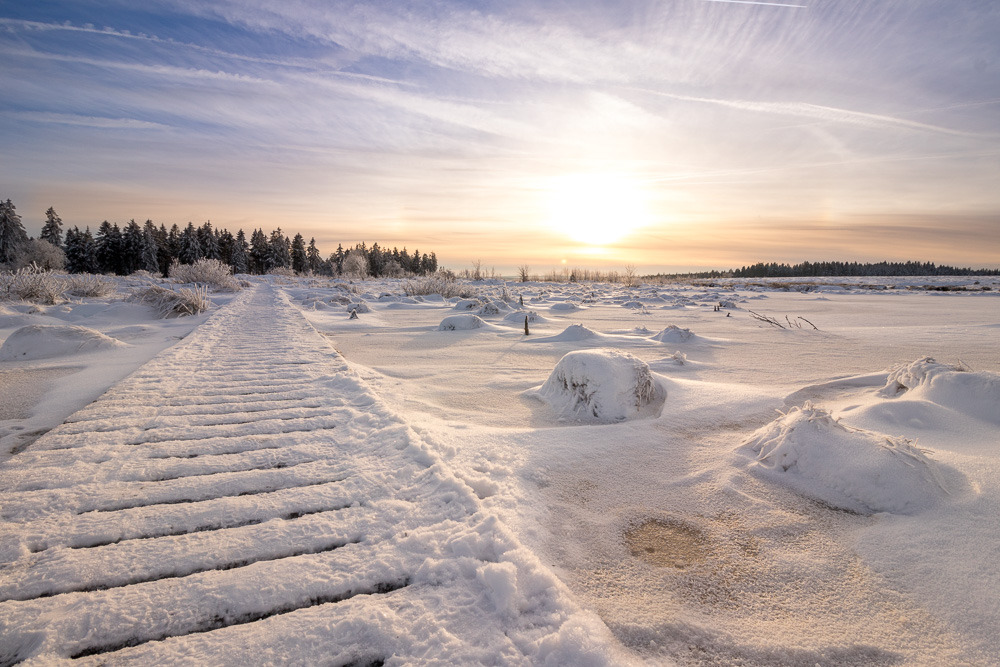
[0,285,618,666]
[624,518,710,569]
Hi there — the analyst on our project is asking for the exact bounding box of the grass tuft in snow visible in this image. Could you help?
[0,264,64,304]
[403,275,478,299]
[63,273,118,298]
[169,259,241,291]
[128,284,212,318]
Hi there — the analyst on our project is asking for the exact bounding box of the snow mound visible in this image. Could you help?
[739,403,953,514]
[345,301,370,314]
[453,298,483,310]
[0,325,129,361]
[650,325,695,343]
[503,310,547,324]
[878,357,1000,424]
[546,324,600,342]
[621,301,644,309]
[535,348,662,422]
[438,314,488,331]
[549,302,582,312]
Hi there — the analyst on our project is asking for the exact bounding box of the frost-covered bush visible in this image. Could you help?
[739,403,954,514]
[169,259,240,291]
[0,264,64,304]
[535,348,661,422]
[346,301,370,314]
[268,266,297,278]
[128,284,211,318]
[403,276,477,299]
[63,273,117,297]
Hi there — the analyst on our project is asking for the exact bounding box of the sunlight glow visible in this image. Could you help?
[546,174,653,246]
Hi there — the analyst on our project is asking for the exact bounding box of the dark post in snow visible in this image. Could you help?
[524,315,529,336]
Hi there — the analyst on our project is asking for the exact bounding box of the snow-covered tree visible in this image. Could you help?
[230,229,249,274]
[0,199,29,265]
[95,221,123,274]
[291,233,307,273]
[141,224,159,273]
[40,207,63,246]
[250,228,269,273]
[198,221,220,260]
[343,248,368,279]
[306,237,322,274]
[268,228,290,269]
[178,222,202,265]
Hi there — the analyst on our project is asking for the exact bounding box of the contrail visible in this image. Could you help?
[701,0,806,7]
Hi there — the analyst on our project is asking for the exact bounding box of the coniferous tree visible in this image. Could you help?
[198,221,220,260]
[178,222,202,265]
[231,229,250,274]
[333,243,345,275]
[141,224,159,273]
[250,228,269,273]
[0,199,28,265]
[268,228,290,269]
[306,237,322,274]
[291,233,307,273]
[217,229,234,266]
[95,221,123,274]
[122,219,144,275]
[40,207,63,247]
[63,227,83,273]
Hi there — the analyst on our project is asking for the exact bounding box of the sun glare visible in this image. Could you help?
[546,174,652,246]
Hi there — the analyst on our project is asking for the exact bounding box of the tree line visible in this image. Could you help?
[0,199,438,278]
[650,260,999,280]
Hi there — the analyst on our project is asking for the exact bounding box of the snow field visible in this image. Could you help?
[0,285,620,665]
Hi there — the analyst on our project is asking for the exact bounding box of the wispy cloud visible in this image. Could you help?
[700,0,805,7]
[6,111,171,130]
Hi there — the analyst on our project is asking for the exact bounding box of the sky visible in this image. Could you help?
[1,0,998,273]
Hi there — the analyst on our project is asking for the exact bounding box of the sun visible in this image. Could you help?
[546,173,652,245]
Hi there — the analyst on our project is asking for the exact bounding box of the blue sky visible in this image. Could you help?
[2,0,998,271]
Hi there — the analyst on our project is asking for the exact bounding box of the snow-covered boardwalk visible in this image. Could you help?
[0,285,610,666]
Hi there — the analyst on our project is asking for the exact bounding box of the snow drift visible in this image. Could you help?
[0,324,129,361]
[438,314,488,331]
[878,357,1000,424]
[533,348,662,422]
[738,403,954,514]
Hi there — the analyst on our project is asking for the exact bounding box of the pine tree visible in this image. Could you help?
[178,222,202,265]
[198,221,220,260]
[291,233,307,273]
[63,227,83,273]
[40,207,63,246]
[0,199,28,264]
[268,228,290,269]
[122,219,144,275]
[141,224,159,273]
[217,229,234,266]
[306,237,322,274]
[231,229,250,274]
[333,243,345,275]
[250,229,269,273]
[95,221,123,274]
[77,227,99,273]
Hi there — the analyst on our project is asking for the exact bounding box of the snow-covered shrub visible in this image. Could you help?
[0,264,63,304]
[63,273,117,297]
[503,310,545,324]
[169,259,240,291]
[267,266,297,278]
[128,284,211,318]
[454,298,484,310]
[535,348,661,422]
[879,357,968,398]
[346,301,370,314]
[0,324,128,361]
[402,275,475,299]
[438,314,487,330]
[738,403,953,514]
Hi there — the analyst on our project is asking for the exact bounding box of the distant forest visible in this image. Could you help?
[0,199,438,278]
[659,260,1000,279]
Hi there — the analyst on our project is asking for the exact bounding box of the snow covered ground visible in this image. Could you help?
[1,273,998,665]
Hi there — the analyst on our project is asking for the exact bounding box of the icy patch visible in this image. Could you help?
[738,403,954,514]
[532,348,662,422]
[0,325,129,361]
[438,314,488,331]
[650,325,695,343]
